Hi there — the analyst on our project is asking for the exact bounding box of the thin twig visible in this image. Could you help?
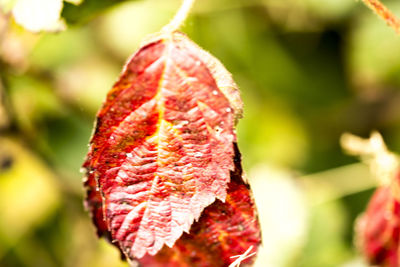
[161,0,196,33]
[361,0,400,34]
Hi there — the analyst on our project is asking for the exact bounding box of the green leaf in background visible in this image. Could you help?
[62,0,129,24]
[0,137,60,258]
[95,0,178,60]
[0,81,10,130]
[7,75,63,135]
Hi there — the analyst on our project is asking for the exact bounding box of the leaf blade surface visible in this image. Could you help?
[83,32,244,259]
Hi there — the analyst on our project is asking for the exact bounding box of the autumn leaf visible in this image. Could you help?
[341,132,400,266]
[138,145,261,267]
[356,180,400,267]
[83,164,110,240]
[83,31,245,260]
[85,144,261,266]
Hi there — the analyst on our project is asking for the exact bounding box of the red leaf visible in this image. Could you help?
[138,145,261,266]
[357,172,400,267]
[85,144,261,266]
[83,32,245,259]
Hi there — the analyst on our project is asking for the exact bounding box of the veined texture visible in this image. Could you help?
[83,32,245,260]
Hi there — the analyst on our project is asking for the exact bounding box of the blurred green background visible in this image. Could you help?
[1,0,400,266]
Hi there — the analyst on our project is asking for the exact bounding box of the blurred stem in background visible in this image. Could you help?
[361,0,400,34]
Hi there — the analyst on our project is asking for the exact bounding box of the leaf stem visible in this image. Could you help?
[361,0,400,34]
[162,0,196,33]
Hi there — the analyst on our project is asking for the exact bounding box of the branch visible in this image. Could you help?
[361,0,400,34]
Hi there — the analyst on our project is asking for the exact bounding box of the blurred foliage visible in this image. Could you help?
[1,0,400,266]
[62,0,129,24]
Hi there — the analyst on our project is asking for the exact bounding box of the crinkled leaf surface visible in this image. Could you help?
[85,144,261,266]
[83,31,244,259]
[138,145,261,266]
